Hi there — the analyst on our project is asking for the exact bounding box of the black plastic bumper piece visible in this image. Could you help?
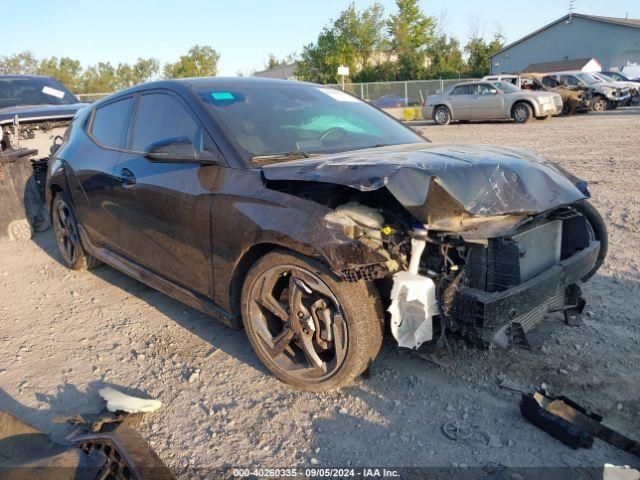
[520,391,595,450]
[454,242,600,344]
[521,390,640,458]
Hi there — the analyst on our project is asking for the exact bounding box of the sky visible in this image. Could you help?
[3,0,638,76]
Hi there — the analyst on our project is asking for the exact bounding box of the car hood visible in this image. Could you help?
[0,103,86,125]
[262,143,587,225]
[603,81,636,90]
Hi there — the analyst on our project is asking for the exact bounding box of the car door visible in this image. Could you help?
[111,90,221,297]
[471,83,504,119]
[74,96,135,250]
[447,85,472,119]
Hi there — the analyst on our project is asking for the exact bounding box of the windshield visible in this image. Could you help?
[195,83,425,161]
[0,77,79,109]
[492,81,520,93]
[575,73,601,85]
[607,72,628,81]
[593,73,615,82]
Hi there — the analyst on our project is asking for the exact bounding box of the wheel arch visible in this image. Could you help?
[432,103,454,120]
[511,99,535,117]
[227,241,323,321]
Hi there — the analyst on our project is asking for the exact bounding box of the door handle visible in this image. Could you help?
[118,168,136,187]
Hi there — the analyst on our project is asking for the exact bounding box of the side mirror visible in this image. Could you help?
[144,136,219,165]
[490,89,499,95]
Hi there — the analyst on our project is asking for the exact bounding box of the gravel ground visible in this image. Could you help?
[1,108,639,478]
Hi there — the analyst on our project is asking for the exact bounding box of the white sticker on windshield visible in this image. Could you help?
[42,86,65,99]
[317,88,360,102]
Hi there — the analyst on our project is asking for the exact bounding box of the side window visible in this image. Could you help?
[451,85,470,95]
[473,84,495,95]
[132,93,204,152]
[541,76,557,88]
[90,97,133,148]
[561,76,579,87]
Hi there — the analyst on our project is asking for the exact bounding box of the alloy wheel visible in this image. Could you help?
[592,98,607,112]
[434,107,449,125]
[514,105,529,123]
[246,264,348,383]
[53,199,79,265]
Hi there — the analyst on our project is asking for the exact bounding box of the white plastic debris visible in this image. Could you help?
[388,235,438,349]
[99,387,162,413]
[603,464,640,480]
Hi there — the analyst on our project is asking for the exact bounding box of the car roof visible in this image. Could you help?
[0,74,61,80]
[452,81,488,87]
[90,77,321,108]
[179,77,316,87]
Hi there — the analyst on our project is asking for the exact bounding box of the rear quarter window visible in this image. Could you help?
[90,97,134,148]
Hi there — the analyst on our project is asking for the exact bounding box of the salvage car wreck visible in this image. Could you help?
[46,78,607,391]
[261,143,606,350]
[0,75,85,238]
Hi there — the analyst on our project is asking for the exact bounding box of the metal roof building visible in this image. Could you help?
[490,13,640,74]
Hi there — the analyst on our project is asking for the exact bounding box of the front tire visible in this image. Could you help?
[241,250,383,391]
[51,194,101,270]
[574,200,608,282]
[432,106,451,125]
[512,102,533,123]
[592,96,609,112]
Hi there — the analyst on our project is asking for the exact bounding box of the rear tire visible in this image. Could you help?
[574,200,608,282]
[561,102,577,116]
[512,102,533,123]
[241,250,384,391]
[51,194,101,270]
[432,106,451,125]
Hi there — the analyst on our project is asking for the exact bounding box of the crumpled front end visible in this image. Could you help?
[262,143,602,349]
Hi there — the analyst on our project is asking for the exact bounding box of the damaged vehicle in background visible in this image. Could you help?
[47,78,607,391]
[483,74,593,116]
[548,72,631,111]
[0,75,85,236]
[591,72,640,105]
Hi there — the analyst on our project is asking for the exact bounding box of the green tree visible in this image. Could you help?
[296,3,385,84]
[265,53,296,70]
[426,34,464,78]
[164,45,220,79]
[0,51,39,75]
[116,58,160,89]
[387,0,435,80]
[464,31,505,77]
[81,62,118,93]
[37,57,83,92]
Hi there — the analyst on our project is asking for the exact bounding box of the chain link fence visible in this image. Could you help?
[331,79,477,107]
[76,78,478,106]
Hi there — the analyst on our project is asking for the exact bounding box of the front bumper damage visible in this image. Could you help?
[449,241,599,348]
[262,144,602,351]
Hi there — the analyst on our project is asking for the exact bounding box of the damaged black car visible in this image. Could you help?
[46,78,607,391]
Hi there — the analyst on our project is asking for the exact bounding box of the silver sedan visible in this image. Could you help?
[424,81,563,125]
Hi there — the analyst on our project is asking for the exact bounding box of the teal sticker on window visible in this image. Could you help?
[211,92,234,100]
